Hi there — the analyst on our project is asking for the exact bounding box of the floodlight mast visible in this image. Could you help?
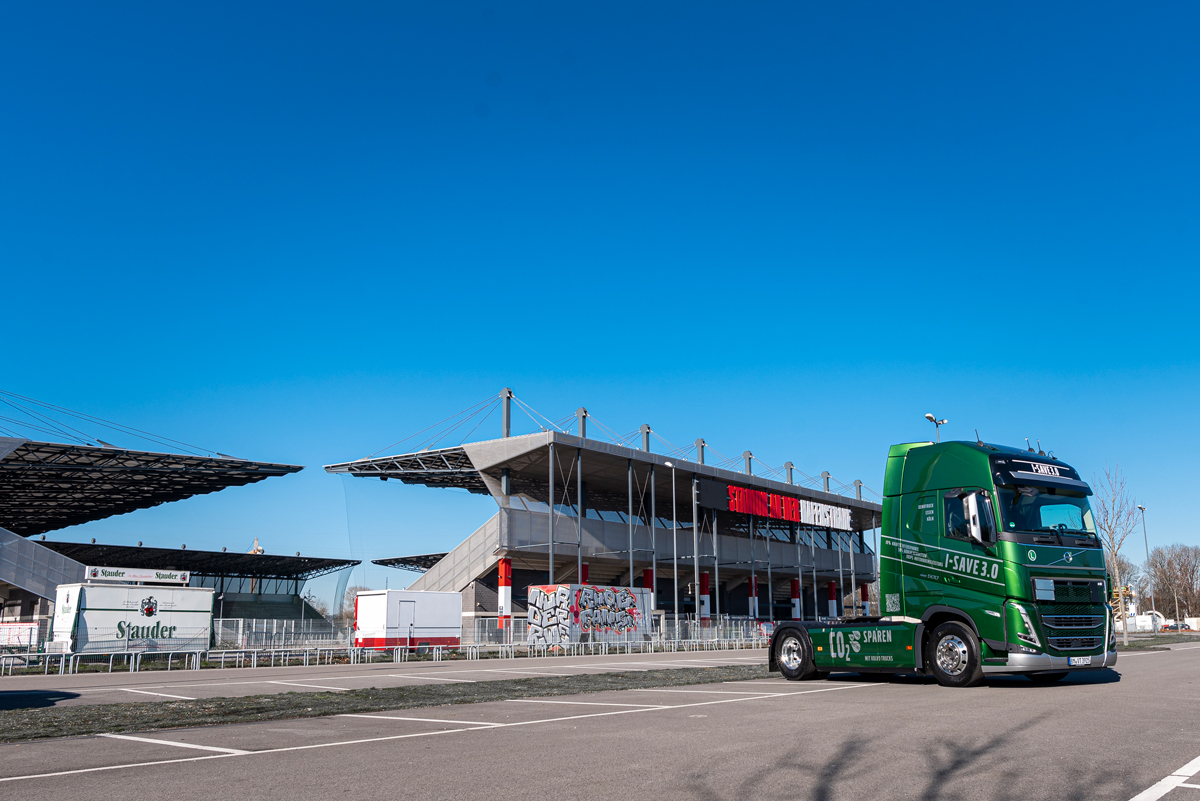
[924,413,948,443]
[1138,504,1156,636]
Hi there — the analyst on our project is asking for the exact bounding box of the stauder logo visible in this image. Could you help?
[140,597,159,617]
[89,567,99,579]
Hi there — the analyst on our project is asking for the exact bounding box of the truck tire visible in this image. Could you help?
[926,621,984,688]
[774,627,817,681]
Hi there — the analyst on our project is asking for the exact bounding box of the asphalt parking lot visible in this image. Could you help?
[0,649,766,709]
[2,644,1199,800]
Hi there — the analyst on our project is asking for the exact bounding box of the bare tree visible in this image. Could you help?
[302,589,330,620]
[1147,545,1200,624]
[1092,464,1139,645]
[338,585,372,626]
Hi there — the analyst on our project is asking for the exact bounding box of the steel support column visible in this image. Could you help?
[650,463,657,606]
[548,442,555,584]
[671,465,679,638]
[576,448,583,583]
[836,526,844,618]
[628,459,634,590]
[810,526,818,621]
[849,530,857,618]
[692,474,700,636]
[749,515,756,620]
[713,514,720,627]
[766,521,773,624]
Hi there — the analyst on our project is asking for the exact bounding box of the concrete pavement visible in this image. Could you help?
[2,645,1199,799]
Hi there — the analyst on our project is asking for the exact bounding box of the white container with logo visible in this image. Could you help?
[52,584,215,653]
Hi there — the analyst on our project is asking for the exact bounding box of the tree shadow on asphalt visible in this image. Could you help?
[0,691,81,710]
[681,711,1140,801]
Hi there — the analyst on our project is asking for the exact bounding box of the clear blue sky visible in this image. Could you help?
[4,4,1196,603]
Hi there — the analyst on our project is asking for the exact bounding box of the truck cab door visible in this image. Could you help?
[899,492,944,620]
[939,489,1006,650]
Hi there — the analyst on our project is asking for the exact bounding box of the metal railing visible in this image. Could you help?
[1,613,779,676]
[214,618,352,649]
[1,635,770,676]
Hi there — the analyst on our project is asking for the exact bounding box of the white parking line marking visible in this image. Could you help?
[267,681,348,690]
[506,699,667,708]
[339,714,503,727]
[631,689,785,696]
[476,669,573,677]
[0,682,876,784]
[386,674,477,683]
[98,734,249,755]
[1128,752,1200,800]
[267,681,348,692]
[1119,646,1200,658]
[118,689,196,700]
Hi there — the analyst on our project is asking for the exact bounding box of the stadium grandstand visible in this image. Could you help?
[331,389,883,642]
[0,392,353,646]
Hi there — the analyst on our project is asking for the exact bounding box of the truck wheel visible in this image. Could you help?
[1026,672,1068,684]
[926,621,984,688]
[774,628,816,681]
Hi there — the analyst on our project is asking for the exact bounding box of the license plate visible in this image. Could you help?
[1068,656,1092,666]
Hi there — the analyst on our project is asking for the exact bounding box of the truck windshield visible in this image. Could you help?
[996,487,1096,536]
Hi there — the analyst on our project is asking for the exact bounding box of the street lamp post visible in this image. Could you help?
[924,413,948,443]
[1138,505,1156,636]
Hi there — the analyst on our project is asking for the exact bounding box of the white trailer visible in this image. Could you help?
[52,583,214,653]
[353,589,461,648]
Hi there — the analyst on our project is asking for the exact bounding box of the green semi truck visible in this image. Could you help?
[769,440,1117,687]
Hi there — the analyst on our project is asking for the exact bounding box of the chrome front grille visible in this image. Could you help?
[1042,615,1104,629]
[1047,636,1104,651]
[1053,583,1095,604]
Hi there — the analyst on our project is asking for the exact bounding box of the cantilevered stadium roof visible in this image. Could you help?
[0,437,304,537]
[372,553,450,573]
[326,431,882,530]
[38,541,356,581]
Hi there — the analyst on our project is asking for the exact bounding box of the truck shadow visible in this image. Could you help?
[824,670,1122,688]
[0,690,82,710]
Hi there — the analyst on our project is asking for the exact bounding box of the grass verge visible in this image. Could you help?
[0,663,771,744]
[1117,634,1199,651]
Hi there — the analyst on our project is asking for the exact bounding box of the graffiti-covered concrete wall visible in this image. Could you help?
[526,584,651,645]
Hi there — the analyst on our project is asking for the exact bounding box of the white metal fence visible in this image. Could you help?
[214,618,352,649]
[472,614,776,645]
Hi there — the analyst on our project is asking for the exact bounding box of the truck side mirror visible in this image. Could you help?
[964,492,996,545]
[965,494,983,544]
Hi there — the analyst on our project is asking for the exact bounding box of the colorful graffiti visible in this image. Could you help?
[575,585,640,634]
[527,585,573,644]
[526,584,649,645]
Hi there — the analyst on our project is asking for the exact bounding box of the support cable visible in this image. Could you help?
[511,396,569,432]
[457,399,501,445]
[368,395,496,457]
[415,399,499,451]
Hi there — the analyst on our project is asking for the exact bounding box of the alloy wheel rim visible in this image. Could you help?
[780,636,803,670]
[936,634,969,676]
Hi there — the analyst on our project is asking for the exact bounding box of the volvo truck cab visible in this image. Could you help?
[769,440,1117,687]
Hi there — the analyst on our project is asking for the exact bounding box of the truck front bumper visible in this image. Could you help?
[982,649,1118,674]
